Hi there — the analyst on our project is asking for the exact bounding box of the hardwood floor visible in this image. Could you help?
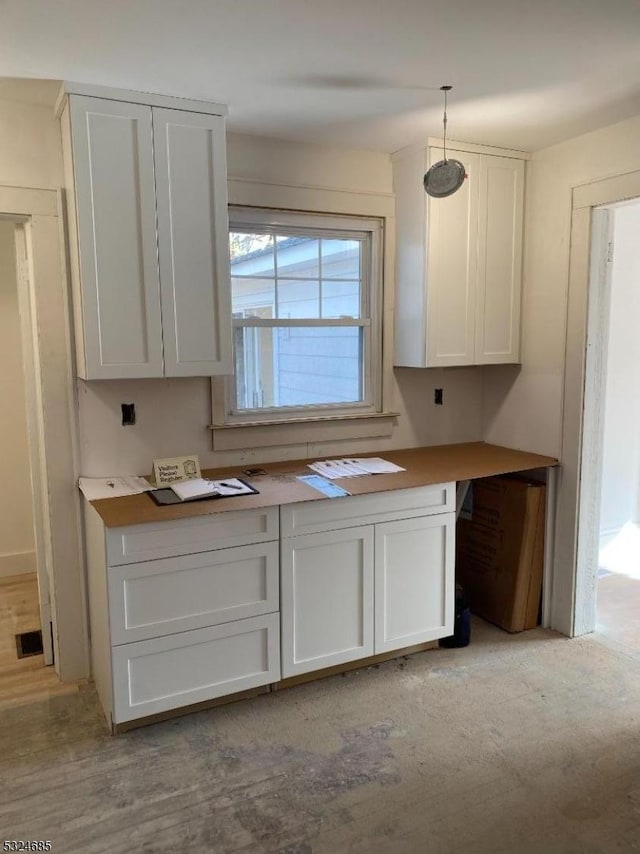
[597,571,640,649]
[0,573,80,710]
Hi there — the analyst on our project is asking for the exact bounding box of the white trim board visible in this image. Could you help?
[227,177,395,218]
[392,138,530,162]
[56,82,228,118]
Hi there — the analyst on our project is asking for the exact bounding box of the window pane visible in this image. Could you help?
[321,281,361,319]
[277,279,320,319]
[276,236,320,279]
[230,232,274,274]
[231,277,275,316]
[321,238,360,280]
[234,326,363,410]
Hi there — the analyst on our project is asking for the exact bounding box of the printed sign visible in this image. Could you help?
[152,455,202,486]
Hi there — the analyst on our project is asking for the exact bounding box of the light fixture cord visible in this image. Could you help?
[442,87,448,163]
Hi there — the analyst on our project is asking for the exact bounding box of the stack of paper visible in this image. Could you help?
[351,458,407,474]
[79,476,155,500]
[308,458,406,480]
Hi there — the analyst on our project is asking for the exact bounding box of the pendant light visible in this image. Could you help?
[423,85,466,198]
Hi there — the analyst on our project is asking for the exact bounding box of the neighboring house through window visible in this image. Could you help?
[223,207,383,424]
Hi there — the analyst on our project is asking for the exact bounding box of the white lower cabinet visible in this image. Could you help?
[85,503,281,727]
[374,514,455,653]
[86,482,456,728]
[281,526,374,677]
[280,484,456,679]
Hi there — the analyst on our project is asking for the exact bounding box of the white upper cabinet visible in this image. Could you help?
[60,85,232,380]
[63,96,164,378]
[153,109,232,376]
[393,142,525,368]
[475,154,524,364]
[425,149,480,366]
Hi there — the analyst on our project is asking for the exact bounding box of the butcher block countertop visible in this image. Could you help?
[89,442,558,528]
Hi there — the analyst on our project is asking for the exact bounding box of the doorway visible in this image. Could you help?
[0,185,89,688]
[556,168,640,639]
[595,200,640,648]
[0,217,57,705]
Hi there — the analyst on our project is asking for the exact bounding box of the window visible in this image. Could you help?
[223,207,383,424]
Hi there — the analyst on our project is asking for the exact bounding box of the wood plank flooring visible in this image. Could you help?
[597,571,640,649]
[0,573,80,710]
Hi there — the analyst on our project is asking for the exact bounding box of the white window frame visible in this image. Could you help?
[217,206,384,427]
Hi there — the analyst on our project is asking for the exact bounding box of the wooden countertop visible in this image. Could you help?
[89,442,558,528]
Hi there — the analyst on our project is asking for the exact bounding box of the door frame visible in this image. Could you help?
[0,185,88,681]
[13,222,54,666]
[555,169,640,637]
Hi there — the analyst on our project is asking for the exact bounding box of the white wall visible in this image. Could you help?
[483,113,640,458]
[77,132,484,476]
[600,202,640,539]
[0,221,35,576]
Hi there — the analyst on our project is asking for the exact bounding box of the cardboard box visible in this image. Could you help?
[455,475,545,632]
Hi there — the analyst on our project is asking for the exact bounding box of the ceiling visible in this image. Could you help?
[2,0,640,153]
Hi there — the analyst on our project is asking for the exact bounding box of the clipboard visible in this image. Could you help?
[148,479,259,506]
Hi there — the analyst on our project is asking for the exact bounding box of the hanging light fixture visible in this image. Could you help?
[423,85,466,198]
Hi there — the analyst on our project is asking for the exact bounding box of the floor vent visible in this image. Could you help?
[15,630,44,659]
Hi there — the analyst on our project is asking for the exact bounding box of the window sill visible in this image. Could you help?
[210,411,399,451]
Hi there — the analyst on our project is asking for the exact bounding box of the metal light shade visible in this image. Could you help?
[423,84,466,198]
[423,158,466,198]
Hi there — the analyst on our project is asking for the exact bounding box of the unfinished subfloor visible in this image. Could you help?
[2,618,639,854]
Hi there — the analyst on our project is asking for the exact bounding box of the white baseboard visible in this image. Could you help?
[0,550,37,578]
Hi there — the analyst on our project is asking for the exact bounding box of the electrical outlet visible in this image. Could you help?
[121,403,136,426]
[434,388,443,405]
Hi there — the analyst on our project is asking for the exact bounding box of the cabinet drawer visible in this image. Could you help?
[106,506,279,565]
[108,542,279,644]
[280,483,454,538]
[112,613,280,723]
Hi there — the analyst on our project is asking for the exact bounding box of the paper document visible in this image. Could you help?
[79,476,154,501]
[171,477,255,501]
[347,457,406,474]
[308,460,369,479]
[308,457,406,479]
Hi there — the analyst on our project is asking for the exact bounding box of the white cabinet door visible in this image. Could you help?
[475,155,524,364]
[425,148,480,367]
[68,95,164,379]
[281,526,374,677]
[154,108,233,376]
[374,513,455,654]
